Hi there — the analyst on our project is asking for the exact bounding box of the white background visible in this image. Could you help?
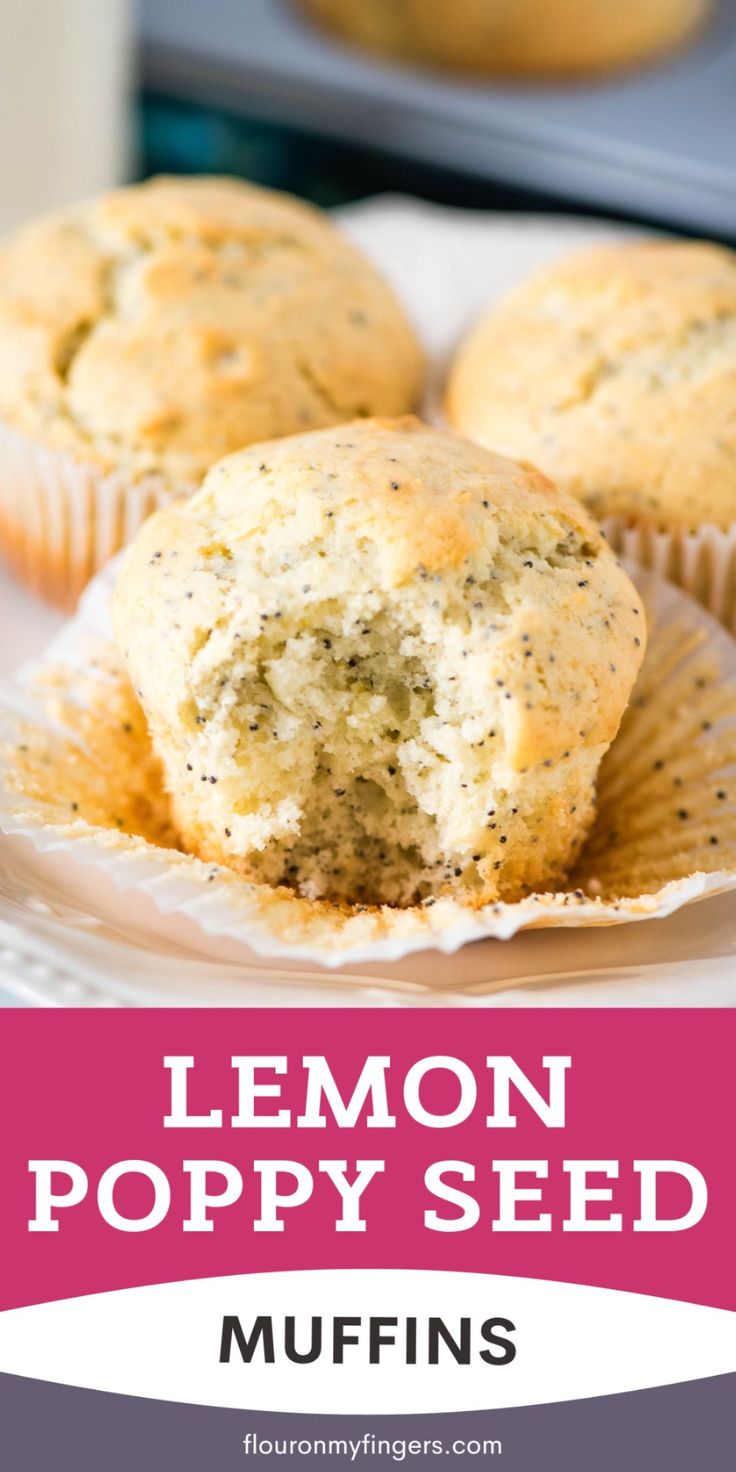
[0,1269,734,1413]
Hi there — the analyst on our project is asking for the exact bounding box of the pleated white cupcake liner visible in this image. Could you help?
[0,418,190,610]
[0,558,735,970]
[601,515,736,635]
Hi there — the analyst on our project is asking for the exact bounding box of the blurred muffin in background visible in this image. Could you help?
[447,238,736,626]
[0,174,423,608]
[299,0,712,76]
[447,240,736,532]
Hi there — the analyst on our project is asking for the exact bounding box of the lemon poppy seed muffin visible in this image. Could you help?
[112,418,645,909]
[0,174,423,606]
[447,241,736,533]
[300,0,711,77]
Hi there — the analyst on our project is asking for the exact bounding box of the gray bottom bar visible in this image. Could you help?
[2,1370,734,1470]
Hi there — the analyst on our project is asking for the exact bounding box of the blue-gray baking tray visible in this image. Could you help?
[138,0,736,237]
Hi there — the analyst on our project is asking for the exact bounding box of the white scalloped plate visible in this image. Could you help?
[1,198,735,1007]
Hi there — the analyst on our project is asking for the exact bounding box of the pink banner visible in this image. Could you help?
[1,1010,733,1312]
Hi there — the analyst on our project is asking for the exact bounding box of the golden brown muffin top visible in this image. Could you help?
[0,174,424,485]
[113,415,645,774]
[447,241,736,531]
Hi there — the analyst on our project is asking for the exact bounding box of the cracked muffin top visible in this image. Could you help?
[0,174,424,484]
[446,240,736,531]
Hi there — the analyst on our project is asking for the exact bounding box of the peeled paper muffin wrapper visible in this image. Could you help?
[0,560,735,970]
[0,418,189,611]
